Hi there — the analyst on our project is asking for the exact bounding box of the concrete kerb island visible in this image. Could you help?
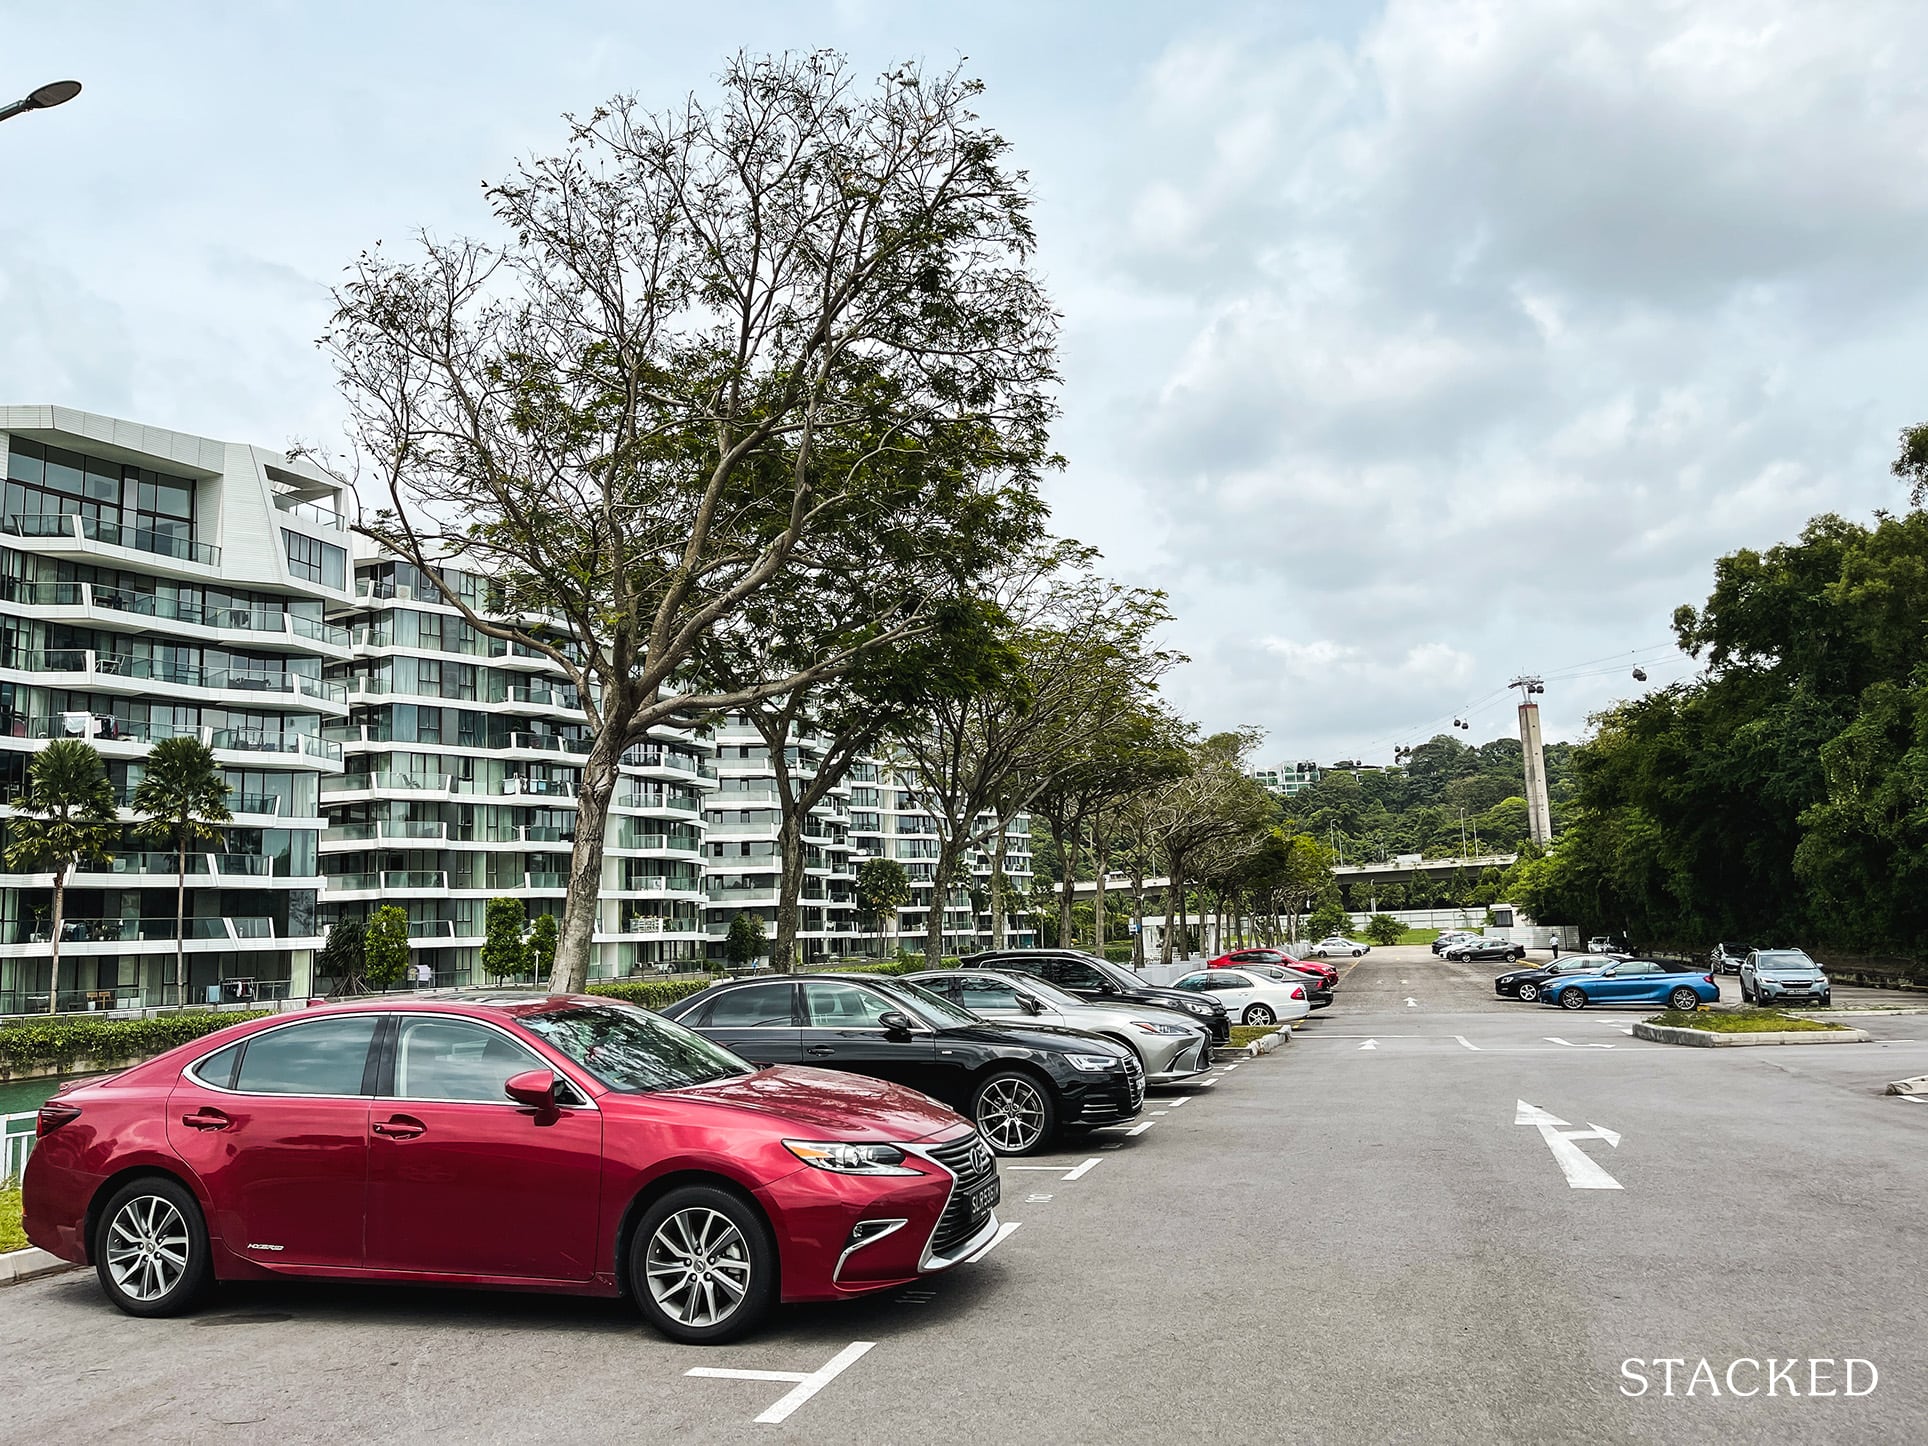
[1634,1020,1873,1047]
[1886,1075,1928,1096]
[0,1247,73,1287]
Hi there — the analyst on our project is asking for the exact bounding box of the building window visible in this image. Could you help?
[283,529,346,589]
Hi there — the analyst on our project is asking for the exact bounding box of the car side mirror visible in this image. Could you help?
[1015,993,1044,1015]
[504,1069,559,1111]
[877,1010,916,1037]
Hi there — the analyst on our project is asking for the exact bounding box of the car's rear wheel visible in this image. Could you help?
[974,1071,1055,1156]
[1243,1004,1275,1026]
[1558,987,1587,1011]
[1668,987,1701,1012]
[630,1185,777,1344]
[1352,949,1364,957]
[94,1176,213,1318]
[1517,983,1539,1003]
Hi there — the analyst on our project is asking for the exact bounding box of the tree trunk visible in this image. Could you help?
[1129,863,1146,969]
[1091,834,1110,957]
[773,808,806,973]
[47,868,66,1014]
[551,728,623,994]
[174,837,188,1007]
[924,842,961,965]
[1160,855,1180,966]
[989,808,1010,949]
[1056,821,1078,952]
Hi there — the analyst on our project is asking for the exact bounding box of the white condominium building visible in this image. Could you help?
[0,405,349,1012]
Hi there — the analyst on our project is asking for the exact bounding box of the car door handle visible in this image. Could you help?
[372,1116,426,1139]
[180,1107,231,1131]
[806,1045,835,1057]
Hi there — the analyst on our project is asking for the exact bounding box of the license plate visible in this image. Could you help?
[965,1177,1000,1216]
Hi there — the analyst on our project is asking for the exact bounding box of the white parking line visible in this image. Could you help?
[1167,1097,1189,1107]
[688,1340,877,1425]
[1062,1157,1104,1181]
[1126,1120,1155,1136]
[1223,1063,1240,1072]
[1455,1036,1481,1051]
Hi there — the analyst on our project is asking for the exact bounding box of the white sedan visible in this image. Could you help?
[1310,936,1370,958]
[1171,969,1313,1027]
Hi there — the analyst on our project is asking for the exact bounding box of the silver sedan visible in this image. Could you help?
[906,969,1213,1083]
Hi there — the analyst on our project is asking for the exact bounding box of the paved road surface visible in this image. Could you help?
[4,946,1924,1444]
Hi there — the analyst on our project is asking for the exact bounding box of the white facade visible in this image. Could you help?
[0,406,349,1011]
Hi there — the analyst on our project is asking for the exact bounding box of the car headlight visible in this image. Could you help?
[783,1140,921,1175]
[1131,1020,1192,1035]
[1065,1053,1120,1071]
[1180,1000,1214,1016]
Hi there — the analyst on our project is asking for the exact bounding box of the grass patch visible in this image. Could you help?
[1646,1008,1848,1033]
[1227,1025,1282,1047]
[0,1189,24,1253]
[1397,928,1442,944]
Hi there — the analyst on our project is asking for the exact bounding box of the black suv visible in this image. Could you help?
[658,972,1143,1155]
[957,949,1232,1042]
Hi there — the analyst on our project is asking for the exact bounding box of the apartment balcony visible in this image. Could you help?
[0,648,349,715]
[0,713,343,769]
[0,914,311,954]
[621,743,718,780]
[612,791,700,815]
[320,820,450,846]
[324,869,450,897]
[1,580,351,657]
[2,509,221,571]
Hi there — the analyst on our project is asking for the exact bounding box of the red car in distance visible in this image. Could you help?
[1207,949,1339,989]
[24,994,1001,1344]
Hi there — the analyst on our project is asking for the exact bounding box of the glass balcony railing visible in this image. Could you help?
[3,511,221,566]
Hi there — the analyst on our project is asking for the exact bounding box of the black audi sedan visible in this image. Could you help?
[1493,956,1612,1002]
[657,973,1143,1155]
[959,949,1233,1042]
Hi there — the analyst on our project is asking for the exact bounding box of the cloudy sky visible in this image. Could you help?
[5,1,1923,763]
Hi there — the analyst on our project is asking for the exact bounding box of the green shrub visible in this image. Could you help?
[584,978,714,1010]
[1363,914,1406,947]
[0,1010,270,1072]
[1102,943,1135,964]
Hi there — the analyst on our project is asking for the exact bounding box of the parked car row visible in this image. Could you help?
[28,946,1313,1347]
[1492,953,1720,1011]
[1431,930,1528,962]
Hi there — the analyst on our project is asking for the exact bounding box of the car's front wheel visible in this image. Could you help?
[94,1175,213,1318]
[1741,980,1754,1003]
[1517,983,1539,1003]
[1668,987,1702,1012]
[1558,987,1587,1010]
[629,1184,777,1344]
[973,1070,1056,1156]
[1243,1004,1275,1026]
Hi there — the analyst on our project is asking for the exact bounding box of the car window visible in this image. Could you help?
[915,975,963,1002]
[1045,958,1106,991]
[802,982,901,1028]
[1206,972,1251,990]
[190,1041,243,1089]
[998,974,1082,1010]
[1173,973,1209,991]
[233,1015,379,1096]
[956,977,1025,1011]
[516,1002,748,1092]
[703,982,798,1028]
[393,1017,545,1103]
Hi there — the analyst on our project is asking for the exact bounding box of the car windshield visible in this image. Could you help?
[865,976,983,1030]
[516,1002,750,1093]
[1756,951,1816,971]
[1089,957,1148,990]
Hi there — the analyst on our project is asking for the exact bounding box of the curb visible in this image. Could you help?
[0,1246,76,1287]
[1633,1021,1872,1048]
[1886,1075,1928,1096]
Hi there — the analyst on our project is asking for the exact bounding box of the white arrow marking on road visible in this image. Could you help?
[1359,1040,1377,1050]
[1515,1100,1623,1190]
[1405,997,1418,1008]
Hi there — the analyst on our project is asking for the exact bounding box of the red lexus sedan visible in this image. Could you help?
[23,993,1002,1343]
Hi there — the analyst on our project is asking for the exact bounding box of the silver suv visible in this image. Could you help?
[1740,949,1831,1007]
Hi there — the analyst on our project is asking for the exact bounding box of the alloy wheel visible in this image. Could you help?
[104,1193,190,1304]
[643,1207,753,1329]
[1518,984,1538,1003]
[1244,1004,1275,1026]
[1669,988,1700,1012]
[1559,988,1586,1010]
[977,1076,1047,1153]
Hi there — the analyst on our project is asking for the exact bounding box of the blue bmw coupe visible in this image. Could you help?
[1536,959,1719,1011]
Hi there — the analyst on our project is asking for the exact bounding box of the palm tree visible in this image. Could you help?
[5,740,121,1013]
[132,736,232,1007]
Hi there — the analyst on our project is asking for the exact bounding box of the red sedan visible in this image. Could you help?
[23,993,1002,1343]
[1207,949,1339,988]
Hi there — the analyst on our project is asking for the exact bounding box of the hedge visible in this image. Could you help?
[585,978,714,1009]
[0,1010,270,1073]
[1102,944,1136,964]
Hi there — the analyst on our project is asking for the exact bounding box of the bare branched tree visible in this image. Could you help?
[319,52,1057,990]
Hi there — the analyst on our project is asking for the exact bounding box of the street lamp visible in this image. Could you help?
[0,80,83,125]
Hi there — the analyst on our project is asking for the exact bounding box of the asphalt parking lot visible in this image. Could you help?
[5,945,1926,1445]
